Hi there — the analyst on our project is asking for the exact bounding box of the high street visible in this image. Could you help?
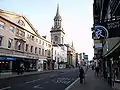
[0,68,79,90]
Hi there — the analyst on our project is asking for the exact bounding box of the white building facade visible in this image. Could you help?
[50,4,67,69]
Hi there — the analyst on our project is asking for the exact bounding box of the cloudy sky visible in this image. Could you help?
[0,0,94,60]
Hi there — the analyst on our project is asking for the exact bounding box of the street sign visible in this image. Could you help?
[84,55,88,61]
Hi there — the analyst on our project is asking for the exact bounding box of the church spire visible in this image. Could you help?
[56,3,59,16]
[54,3,62,21]
[72,41,73,47]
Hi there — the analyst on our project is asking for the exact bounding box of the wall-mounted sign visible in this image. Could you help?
[7,57,16,61]
[94,40,102,43]
[101,19,120,38]
[95,43,102,48]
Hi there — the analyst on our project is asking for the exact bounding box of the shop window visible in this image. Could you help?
[0,21,5,30]
[35,47,37,53]
[0,37,3,46]
[9,26,14,33]
[39,48,41,55]
[8,38,13,48]
[30,46,33,52]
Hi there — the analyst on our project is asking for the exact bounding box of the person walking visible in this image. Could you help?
[95,66,99,77]
[79,66,85,83]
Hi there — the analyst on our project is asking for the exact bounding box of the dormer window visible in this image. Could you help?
[18,20,25,26]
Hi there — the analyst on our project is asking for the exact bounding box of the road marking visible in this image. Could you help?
[65,78,79,90]
[0,86,11,90]
[33,85,43,89]
[44,81,49,83]
[25,78,41,83]
[52,77,74,85]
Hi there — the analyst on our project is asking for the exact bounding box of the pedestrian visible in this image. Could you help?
[95,66,99,76]
[92,65,94,70]
[79,67,85,83]
[20,64,24,75]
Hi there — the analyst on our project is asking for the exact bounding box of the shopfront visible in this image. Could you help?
[37,59,43,71]
[0,57,16,73]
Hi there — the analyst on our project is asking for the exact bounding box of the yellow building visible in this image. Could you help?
[0,9,52,73]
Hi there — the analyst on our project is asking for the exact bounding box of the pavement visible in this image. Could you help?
[65,69,114,90]
[0,70,54,80]
[0,68,79,90]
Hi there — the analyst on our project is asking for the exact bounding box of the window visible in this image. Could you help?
[39,48,41,55]
[18,20,25,26]
[19,30,25,37]
[16,29,25,37]
[27,34,30,38]
[25,44,28,51]
[21,32,25,37]
[0,21,5,30]
[42,49,44,56]
[48,44,51,48]
[32,36,34,41]
[36,38,38,43]
[35,47,37,53]
[0,37,3,46]
[48,50,50,56]
[45,50,47,56]
[55,50,56,55]
[39,39,41,44]
[8,38,13,48]
[30,46,33,52]
[16,28,19,35]
[42,41,44,45]
[18,41,21,50]
[9,26,14,33]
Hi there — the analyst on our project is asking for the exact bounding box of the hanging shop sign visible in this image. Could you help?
[94,25,109,40]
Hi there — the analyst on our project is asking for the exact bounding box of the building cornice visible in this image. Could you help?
[50,30,65,34]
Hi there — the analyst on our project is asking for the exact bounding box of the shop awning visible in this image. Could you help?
[104,40,120,57]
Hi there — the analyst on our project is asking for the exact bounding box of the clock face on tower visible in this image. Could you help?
[54,36,58,42]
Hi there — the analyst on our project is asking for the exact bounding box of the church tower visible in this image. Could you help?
[50,4,65,45]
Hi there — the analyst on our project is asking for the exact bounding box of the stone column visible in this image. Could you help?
[10,61,12,71]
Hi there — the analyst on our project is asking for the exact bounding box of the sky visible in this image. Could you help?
[0,0,94,60]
